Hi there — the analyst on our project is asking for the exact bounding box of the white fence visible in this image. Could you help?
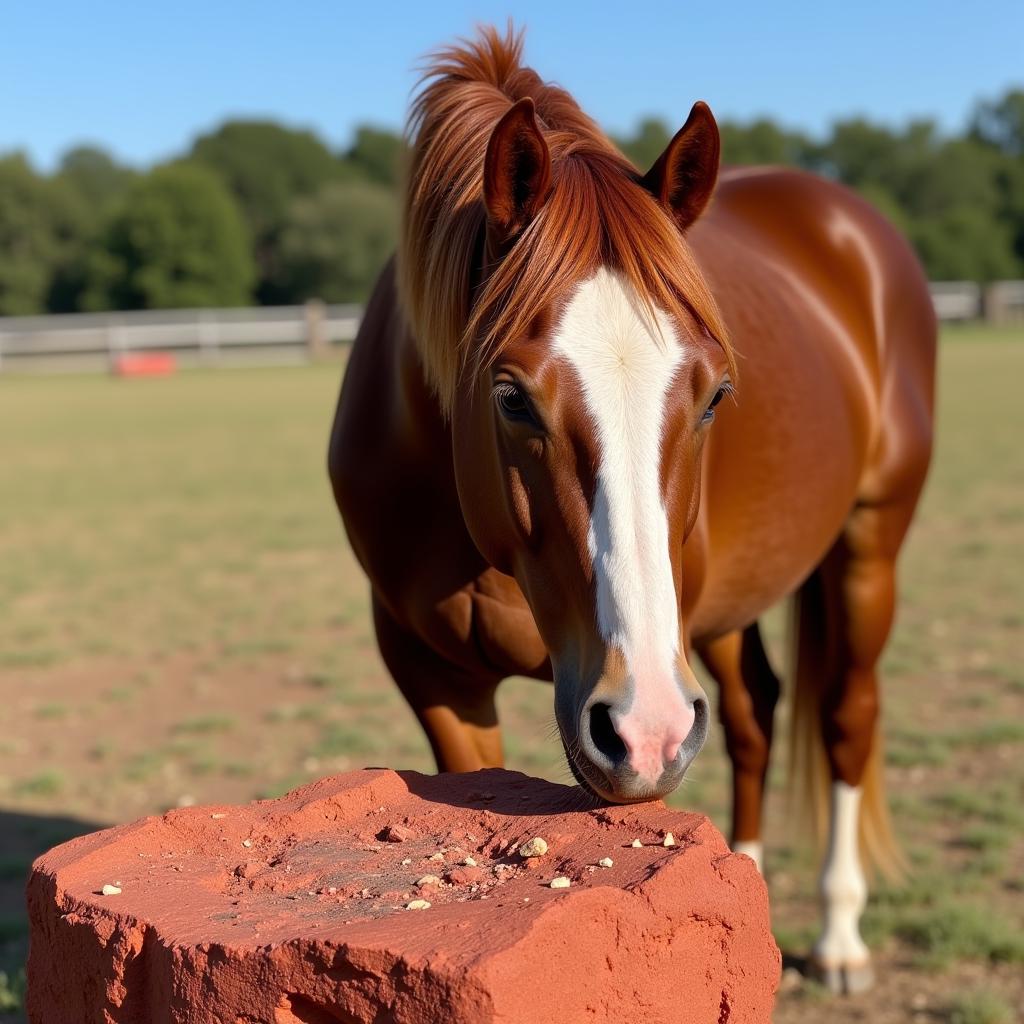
[0,302,360,373]
[927,280,1024,324]
[985,280,1024,324]
[929,282,982,321]
[0,283,1020,374]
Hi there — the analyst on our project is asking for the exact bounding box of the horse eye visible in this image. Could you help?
[701,384,731,424]
[494,382,533,421]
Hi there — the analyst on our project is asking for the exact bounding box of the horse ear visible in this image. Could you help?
[641,101,720,232]
[483,97,551,247]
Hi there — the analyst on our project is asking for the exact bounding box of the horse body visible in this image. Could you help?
[329,29,934,994]
[332,165,931,667]
[691,166,934,638]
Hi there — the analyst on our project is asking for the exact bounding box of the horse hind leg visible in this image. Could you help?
[801,499,917,994]
[698,622,781,874]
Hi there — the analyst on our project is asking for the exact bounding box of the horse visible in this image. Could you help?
[328,26,935,994]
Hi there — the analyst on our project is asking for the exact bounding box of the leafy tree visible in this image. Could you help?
[909,206,1020,282]
[0,153,91,315]
[716,101,1024,281]
[816,117,909,189]
[855,182,911,234]
[993,155,1024,265]
[613,117,672,171]
[970,89,1024,157]
[898,138,1004,220]
[345,126,405,188]
[191,120,347,300]
[79,162,254,310]
[970,91,1024,266]
[55,146,135,212]
[274,181,398,303]
[0,154,54,314]
[7,87,1024,315]
[191,120,343,238]
[41,147,136,311]
[720,118,815,167]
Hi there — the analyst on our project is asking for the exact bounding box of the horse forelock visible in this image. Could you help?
[398,23,733,416]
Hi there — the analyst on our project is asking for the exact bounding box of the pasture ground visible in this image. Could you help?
[0,324,1021,1022]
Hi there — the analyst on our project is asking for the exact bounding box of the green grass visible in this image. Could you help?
[929,786,1017,824]
[0,365,349,667]
[0,970,26,1014]
[895,902,1024,970]
[12,772,63,798]
[886,720,1024,769]
[957,823,1012,853]
[940,323,1024,345]
[886,729,952,768]
[171,714,237,736]
[101,687,136,704]
[123,751,165,782]
[265,703,324,725]
[33,704,67,720]
[947,990,1016,1024]
[771,922,818,953]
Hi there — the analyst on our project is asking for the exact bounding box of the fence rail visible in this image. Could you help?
[0,302,360,373]
[1,283,1021,374]
[926,280,1024,324]
[929,281,982,321]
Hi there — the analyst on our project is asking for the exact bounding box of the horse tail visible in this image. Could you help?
[787,571,830,857]
[788,569,904,881]
[859,721,905,881]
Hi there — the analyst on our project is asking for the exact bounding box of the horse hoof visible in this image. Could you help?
[806,957,874,995]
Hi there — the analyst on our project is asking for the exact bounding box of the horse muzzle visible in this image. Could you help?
[558,685,710,803]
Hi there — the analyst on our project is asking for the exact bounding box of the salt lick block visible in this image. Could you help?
[27,769,779,1023]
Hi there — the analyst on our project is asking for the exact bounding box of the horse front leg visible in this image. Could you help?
[371,593,504,772]
[698,622,780,875]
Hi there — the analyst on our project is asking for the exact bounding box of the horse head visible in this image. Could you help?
[449,98,733,802]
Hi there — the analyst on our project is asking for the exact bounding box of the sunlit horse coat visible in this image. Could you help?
[329,28,935,993]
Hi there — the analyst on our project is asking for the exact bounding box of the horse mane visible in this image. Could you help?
[399,24,732,415]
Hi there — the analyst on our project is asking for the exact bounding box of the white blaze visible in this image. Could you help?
[553,267,683,701]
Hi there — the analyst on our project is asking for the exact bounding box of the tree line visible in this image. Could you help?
[1,89,1021,317]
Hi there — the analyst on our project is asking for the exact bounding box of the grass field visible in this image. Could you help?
[1,326,1022,1021]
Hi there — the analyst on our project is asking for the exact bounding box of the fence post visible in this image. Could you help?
[106,320,124,373]
[984,281,1024,325]
[304,299,327,361]
[198,310,220,366]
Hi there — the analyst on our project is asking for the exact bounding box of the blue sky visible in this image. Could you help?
[4,1,1021,171]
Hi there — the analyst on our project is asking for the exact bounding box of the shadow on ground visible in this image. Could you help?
[0,810,106,1022]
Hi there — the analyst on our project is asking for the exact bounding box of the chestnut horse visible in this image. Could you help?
[329,28,934,992]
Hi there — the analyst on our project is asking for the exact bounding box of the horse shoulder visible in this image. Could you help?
[329,260,548,677]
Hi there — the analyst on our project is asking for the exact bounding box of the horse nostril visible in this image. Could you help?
[588,702,627,766]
